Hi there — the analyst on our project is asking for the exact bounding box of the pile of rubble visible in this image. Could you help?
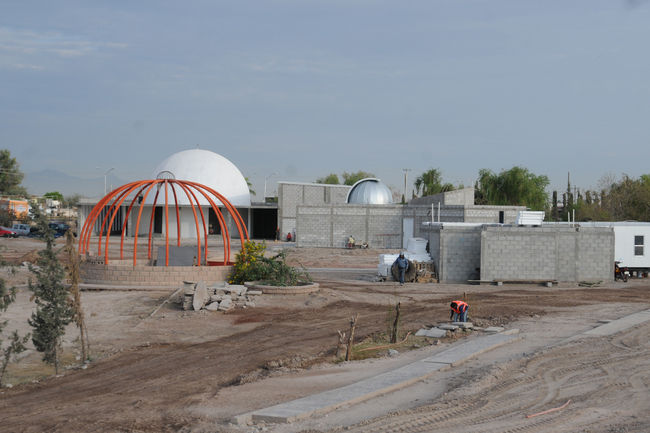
[181,281,262,312]
[415,322,475,338]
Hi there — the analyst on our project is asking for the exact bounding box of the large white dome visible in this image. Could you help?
[147,149,251,206]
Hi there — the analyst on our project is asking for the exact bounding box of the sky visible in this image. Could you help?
[2,1,650,198]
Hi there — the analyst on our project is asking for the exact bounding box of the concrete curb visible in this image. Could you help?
[583,309,650,336]
[79,283,171,291]
[232,330,522,424]
[243,281,320,295]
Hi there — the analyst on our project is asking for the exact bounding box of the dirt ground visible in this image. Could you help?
[1,237,649,433]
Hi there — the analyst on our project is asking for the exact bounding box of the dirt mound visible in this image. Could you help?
[18,249,39,264]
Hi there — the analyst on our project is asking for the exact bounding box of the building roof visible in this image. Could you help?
[346,178,393,204]
[149,149,251,206]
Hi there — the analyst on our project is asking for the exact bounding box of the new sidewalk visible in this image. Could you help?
[233,329,522,424]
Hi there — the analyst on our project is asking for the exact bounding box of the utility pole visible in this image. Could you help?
[97,167,116,197]
[403,169,411,202]
[264,172,278,202]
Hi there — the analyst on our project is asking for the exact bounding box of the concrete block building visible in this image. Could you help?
[278,181,526,249]
[420,223,615,283]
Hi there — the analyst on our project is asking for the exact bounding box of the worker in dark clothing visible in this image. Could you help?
[393,252,409,286]
[450,300,469,323]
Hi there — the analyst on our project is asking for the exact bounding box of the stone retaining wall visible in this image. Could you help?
[81,263,235,286]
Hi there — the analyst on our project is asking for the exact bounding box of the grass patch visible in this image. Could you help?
[3,348,83,386]
[347,331,433,361]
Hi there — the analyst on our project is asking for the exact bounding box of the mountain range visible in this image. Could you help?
[22,169,128,198]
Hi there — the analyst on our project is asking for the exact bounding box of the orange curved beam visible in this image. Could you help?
[119,184,150,259]
[175,181,206,266]
[103,183,144,265]
[79,179,248,267]
[183,183,231,263]
[133,183,158,266]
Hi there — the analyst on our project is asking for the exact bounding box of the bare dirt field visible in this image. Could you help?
[1,237,649,433]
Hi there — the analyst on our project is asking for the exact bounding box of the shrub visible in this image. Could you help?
[229,241,311,286]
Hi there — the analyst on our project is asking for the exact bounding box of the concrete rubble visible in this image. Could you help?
[181,281,261,313]
[414,321,489,338]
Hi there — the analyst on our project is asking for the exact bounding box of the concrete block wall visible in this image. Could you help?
[81,263,235,286]
[404,206,465,235]
[576,227,615,281]
[421,225,482,283]
[481,227,557,281]
[480,226,614,282]
[277,182,351,239]
[464,206,525,224]
[296,204,403,248]
[407,188,475,207]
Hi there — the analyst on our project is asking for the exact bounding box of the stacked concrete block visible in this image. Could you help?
[277,182,351,239]
[420,225,482,283]
[576,227,615,281]
[80,263,235,286]
[480,226,614,282]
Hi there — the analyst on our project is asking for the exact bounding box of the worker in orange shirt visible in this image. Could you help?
[450,300,469,323]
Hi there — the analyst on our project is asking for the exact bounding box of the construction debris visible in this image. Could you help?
[377,237,437,283]
[181,281,260,313]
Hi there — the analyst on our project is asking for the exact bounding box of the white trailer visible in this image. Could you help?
[589,222,650,273]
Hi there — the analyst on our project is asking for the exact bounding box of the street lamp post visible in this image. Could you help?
[403,168,411,203]
[264,172,277,202]
[97,166,116,196]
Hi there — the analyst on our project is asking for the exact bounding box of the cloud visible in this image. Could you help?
[12,63,43,69]
[0,26,127,67]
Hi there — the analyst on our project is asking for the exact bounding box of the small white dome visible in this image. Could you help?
[148,149,251,206]
[346,178,393,204]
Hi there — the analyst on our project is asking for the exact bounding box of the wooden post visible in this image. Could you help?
[390,302,401,343]
[336,330,346,359]
[345,313,359,361]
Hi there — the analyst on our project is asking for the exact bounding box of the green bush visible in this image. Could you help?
[229,241,311,286]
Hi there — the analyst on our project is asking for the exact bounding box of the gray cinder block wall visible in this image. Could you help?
[480,226,614,282]
[278,182,351,239]
[280,183,526,249]
[408,188,475,207]
[421,225,482,283]
[422,224,615,283]
[297,204,403,248]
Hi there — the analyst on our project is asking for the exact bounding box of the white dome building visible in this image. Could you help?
[149,149,251,206]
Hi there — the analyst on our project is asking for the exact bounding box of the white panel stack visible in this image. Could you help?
[515,211,545,225]
[378,238,433,275]
[407,238,428,254]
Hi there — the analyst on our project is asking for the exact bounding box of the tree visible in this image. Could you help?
[63,230,89,361]
[414,168,454,197]
[27,206,73,374]
[0,150,28,197]
[0,260,30,387]
[476,166,549,211]
[44,191,64,202]
[316,173,340,185]
[342,171,375,186]
[0,209,17,227]
[244,178,256,196]
[64,193,83,208]
[594,173,650,221]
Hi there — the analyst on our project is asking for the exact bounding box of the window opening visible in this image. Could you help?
[634,235,644,256]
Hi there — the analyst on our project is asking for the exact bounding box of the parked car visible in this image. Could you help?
[49,223,76,237]
[28,226,63,238]
[11,223,31,237]
[0,227,18,238]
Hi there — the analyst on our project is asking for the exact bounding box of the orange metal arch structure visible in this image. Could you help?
[79,179,249,266]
